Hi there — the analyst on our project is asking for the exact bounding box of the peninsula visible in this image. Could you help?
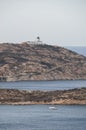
[0,88,86,105]
[0,42,86,81]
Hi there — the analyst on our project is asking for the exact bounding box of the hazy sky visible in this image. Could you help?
[0,0,86,46]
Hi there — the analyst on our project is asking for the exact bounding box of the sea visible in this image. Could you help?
[65,46,86,56]
[0,46,86,130]
[0,105,86,130]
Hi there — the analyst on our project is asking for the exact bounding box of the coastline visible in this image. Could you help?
[0,100,86,105]
[0,87,86,105]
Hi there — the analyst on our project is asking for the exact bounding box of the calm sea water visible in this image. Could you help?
[0,80,86,90]
[0,105,86,130]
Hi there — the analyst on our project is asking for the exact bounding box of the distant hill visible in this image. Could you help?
[0,42,86,81]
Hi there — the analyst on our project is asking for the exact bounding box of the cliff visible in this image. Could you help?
[0,88,86,105]
[0,42,86,81]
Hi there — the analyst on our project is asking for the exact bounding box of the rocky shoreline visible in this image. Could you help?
[0,87,86,105]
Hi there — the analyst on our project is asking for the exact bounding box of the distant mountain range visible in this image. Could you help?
[0,42,86,81]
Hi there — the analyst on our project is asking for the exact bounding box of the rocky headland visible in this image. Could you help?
[0,42,86,81]
[0,88,86,105]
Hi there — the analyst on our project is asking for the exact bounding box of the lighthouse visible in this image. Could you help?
[36,36,42,44]
[37,36,40,42]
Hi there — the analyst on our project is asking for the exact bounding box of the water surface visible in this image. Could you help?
[0,105,86,130]
[0,80,86,90]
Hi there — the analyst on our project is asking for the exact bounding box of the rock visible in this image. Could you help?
[0,88,86,105]
[0,42,86,81]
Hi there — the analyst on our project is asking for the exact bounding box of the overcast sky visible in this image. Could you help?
[0,0,86,46]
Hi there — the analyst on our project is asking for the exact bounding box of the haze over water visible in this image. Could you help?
[65,46,86,56]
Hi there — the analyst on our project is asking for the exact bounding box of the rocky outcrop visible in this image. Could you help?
[0,42,86,81]
[0,88,86,105]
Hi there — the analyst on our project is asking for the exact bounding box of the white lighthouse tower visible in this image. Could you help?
[36,36,42,44]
